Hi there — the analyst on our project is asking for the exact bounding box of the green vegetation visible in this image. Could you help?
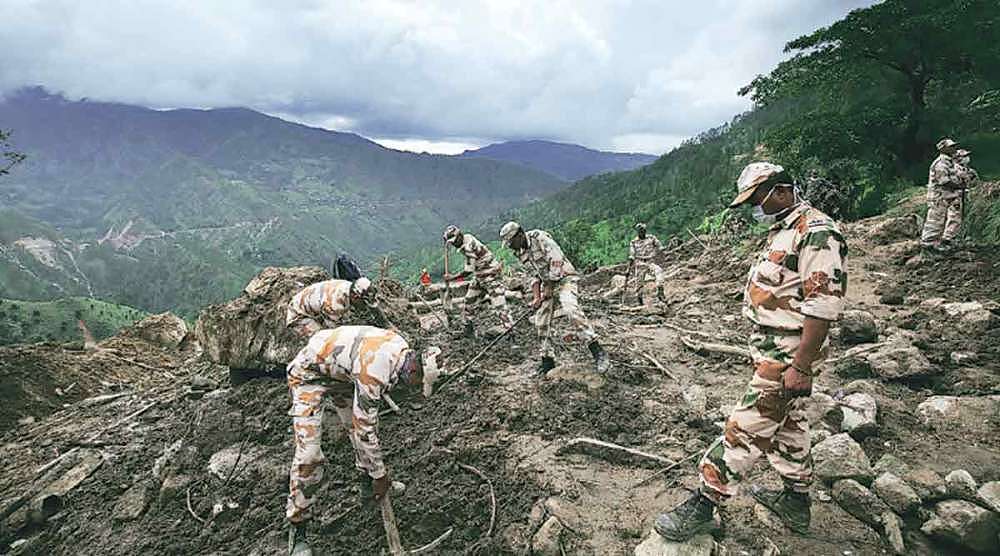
[0,297,148,346]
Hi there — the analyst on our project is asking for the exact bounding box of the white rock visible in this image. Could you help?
[916,395,1000,432]
[839,393,877,438]
[832,479,888,527]
[812,433,873,484]
[634,531,714,556]
[945,470,978,501]
[942,301,983,318]
[920,298,946,310]
[976,482,1000,514]
[683,385,707,416]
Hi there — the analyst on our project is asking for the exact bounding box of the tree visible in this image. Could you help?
[1,129,26,176]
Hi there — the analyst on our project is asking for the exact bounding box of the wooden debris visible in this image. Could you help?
[186,487,207,525]
[409,528,454,555]
[383,394,401,414]
[379,492,405,555]
[454,462,496,537]
[558,437,674,468]
[631,451,701,489]
[680,335,750,360]
[632,349,677,380]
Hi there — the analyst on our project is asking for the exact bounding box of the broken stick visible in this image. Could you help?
[680,335,749,360]
[633,349,677,380]
[383,394,401,414]
[409,528,454,555]
[630,451,701,489]
[379,492,405,555]
[558,437,673,468]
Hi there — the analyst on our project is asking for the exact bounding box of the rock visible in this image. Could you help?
[832,479,889,527]
[946,470,978,501]
[840,310,878,345]
[904,468,947,502]
[961,310,998,333]
[812,433,873,485]
[195,266,330,369]
[881,511,906,555]
[207,443,269,481]
[921,500,1000,553]
[634,531,714,556]
[682,385,707,417]
[543,497,589,534]
[159,474,193,503]
[941,301,984,318]
[532,516,564,556]
[418,313,449,332]
[951,351,978,364]
[112,481,151,521]
[806,393,843,430]
[920,297,946,310]
[916,395,1000,433]
[152,440,185,481]
[868,216,920,244]
[873,454,910,477]
[864,343,933,380]
[123,312,189,349]
[976,482,1000,514]
[17,416,35,426]
[811,428,832,446]
[872,473,921,515]
[839,393,877,438]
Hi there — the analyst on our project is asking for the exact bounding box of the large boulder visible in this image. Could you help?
[921,500,1000,553]
[977,482,1000,514]
[812,433,873,485]
[839,310,878,345]
[195,266,329,369]
[836,335,934,381]
[872,472,921,515]
[916,395,1000,433]
[121,312,190,349]
[946,470,979,501]
[832,479,889,527]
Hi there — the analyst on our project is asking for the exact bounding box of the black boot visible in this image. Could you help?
[537,356,556,376]
[653,491,718,541]
[588,341,611,373]
[463,321,476,338]
[749,485,811,534]
[288,521,312,556]
[656,286,666,302]
[637,293,645,306]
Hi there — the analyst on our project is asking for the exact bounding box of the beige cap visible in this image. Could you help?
[936,138,958,152]
[729,162,788,208]
[499,221,521,245]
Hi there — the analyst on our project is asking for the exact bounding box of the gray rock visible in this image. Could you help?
[873,454,910,478]
[112,481,151,521]
[865,343,933,380]
[881,511,906,555]
[532,516,564,556]
[810,428,832,447]
[683,385,707,417]
[544,497,589,534]
[916,395,1000,433]
[634,531,714,556]
[123,312,189,348]
[976,482,1000,514]
[904,468,948,502]
[840,310,878,345]
[921,500,1000,553]
[207,443,268,481]
[946,470,978,501]
[812,433,873,485]
[806,393,843,430]
[832,479,889,527]
[873,472,921,515]
[839,393,878,438]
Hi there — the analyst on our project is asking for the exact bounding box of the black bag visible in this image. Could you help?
[334,254,363,281]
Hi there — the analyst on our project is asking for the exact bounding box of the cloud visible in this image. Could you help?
[0,0,874,154]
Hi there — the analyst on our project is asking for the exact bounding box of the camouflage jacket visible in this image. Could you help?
[743,202,848,330]
[286,279,353,328]
[455,232,501,277]
[629,235,663,261]
[929,154,974,198]
[289,326,409,478]
[514,229,578,287]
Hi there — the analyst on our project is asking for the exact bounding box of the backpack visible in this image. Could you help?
[334,254,363,281]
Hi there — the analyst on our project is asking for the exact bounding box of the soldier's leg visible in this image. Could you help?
[942,196,963,243]
[461,282,484,324]
[286,364,329,524]
[633,262,648,304]
[920,195,947,246]
[556,279,597,344]
[535,296,556,360]
[650,262,666,301]
[767,397,813,494]
[326,380,354,444]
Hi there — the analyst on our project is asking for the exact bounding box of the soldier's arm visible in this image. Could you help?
[794,226,848,374]
[628,240,636,260]
[352,382,386,479]
[539,234,567,281]
[792,317,831,374]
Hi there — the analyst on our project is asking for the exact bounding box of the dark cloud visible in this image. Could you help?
[0,0,874,154]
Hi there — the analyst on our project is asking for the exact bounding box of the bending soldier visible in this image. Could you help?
[285,277,390,338]
[628,222,667,305]
[443,225,514,337]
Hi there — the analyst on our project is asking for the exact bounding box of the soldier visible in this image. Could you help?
[653,162,847,540]
[499,221,610,375]
[285,277,390,338]
[920,138,976,253]
[443,225,514,337]
[285,325,445,556]
[628,223,667,305]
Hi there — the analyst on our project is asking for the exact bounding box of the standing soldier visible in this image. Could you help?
[285,277,391,338]
[653,162,847,540]
[628,222,667,305]
[443,225,514,337]
[499,221,610,375]
[920,138,976,253]
[285,325,444,556]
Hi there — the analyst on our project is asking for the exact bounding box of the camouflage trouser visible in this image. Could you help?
[632,260,664,296]
[535,277,597,358]
[698,332,814,500]
[285,363,355,524]
[287,315,336,338]
[921,190,963,245]
[462,271,513,328]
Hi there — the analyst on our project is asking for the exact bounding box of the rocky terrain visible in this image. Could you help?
[0,198,997,555]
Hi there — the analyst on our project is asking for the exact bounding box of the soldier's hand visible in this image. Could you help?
[783,366,813,398]
[372,475,390,500]
[530,295,543,310]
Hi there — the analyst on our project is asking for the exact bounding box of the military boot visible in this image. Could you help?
[749,485,811,534]
[653,491,718,541]
[636,293,645,306]
[463,321,476,338]
[537,356,556,376]
[288,522,313,556]
[656,286,666,302]
[588,341,611,373]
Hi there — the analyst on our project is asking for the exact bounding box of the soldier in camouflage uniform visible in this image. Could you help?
[921,138,977,253]
[628,223,667,304]
[499,221,610,375]
[654,162,847,540]
[443,225,513,337]
[285,277,390,337]
[285,325,444,556]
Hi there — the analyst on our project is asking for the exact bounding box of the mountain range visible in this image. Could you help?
[460,140,656,181]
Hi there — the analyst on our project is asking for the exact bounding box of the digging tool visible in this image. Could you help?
[379,492,405,555]
[442,240,452,311]
[434,308,533,393]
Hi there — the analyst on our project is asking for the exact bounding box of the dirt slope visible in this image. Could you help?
[0,200,997,555]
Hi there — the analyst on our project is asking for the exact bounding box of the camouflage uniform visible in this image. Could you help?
[285,326,409,523]
[513,230,597,358]
[699,202,847,500]
[921,153,975,246]
[285,279,354,337]
[629,235,665,296]
[455,232,513,328]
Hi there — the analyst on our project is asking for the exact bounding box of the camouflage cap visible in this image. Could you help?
[729,162,788,208]
[499,221,521,246]
[635,222,647,231]
[936,138,958,152]
[443,225,460,242]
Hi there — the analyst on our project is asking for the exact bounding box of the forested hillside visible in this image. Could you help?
[460,140,657,181]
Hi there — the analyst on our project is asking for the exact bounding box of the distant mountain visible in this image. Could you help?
[0,87,566,316]
[459,140,657,181]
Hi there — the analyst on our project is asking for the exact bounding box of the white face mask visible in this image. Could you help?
[752,184,800,225]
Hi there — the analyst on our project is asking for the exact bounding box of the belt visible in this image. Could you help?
[756,325,801,336]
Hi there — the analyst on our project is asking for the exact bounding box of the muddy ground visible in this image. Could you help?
[0,200,998,555]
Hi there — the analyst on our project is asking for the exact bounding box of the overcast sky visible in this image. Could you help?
[1,0,874,155]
